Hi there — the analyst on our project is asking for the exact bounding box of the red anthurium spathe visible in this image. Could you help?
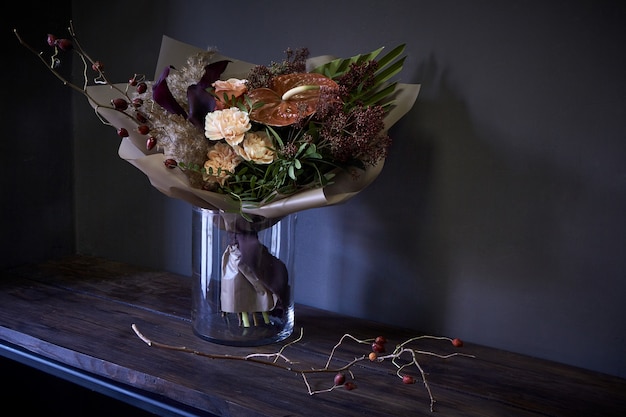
[247,73,338,126]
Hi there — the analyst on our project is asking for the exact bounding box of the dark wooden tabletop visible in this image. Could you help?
[1,255,625,417]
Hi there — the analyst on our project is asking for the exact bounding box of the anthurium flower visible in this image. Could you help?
[247,73,338,126]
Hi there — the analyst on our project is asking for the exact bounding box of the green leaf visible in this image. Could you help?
[288,164,296,180]
[372,56,406,87]
[375,44,405,70]
[357,82,398,107]
[311,46,385,79]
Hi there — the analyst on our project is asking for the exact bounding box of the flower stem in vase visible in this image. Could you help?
[191,207,296,346]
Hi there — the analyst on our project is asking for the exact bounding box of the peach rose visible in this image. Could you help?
[237,131,275,164]
[204,107,251,146]
[202,142,242,185]
[213,78,247,109]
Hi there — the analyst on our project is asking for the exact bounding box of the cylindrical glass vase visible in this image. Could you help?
[191,206,296,346]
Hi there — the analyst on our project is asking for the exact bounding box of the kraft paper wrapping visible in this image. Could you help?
[220,246,277,313]
[85,36,420,219]
[218,215,290,315]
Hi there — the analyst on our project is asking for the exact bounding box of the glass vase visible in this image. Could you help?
[191,206,296,346]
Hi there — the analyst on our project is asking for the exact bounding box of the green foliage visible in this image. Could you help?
[311,44,407,108]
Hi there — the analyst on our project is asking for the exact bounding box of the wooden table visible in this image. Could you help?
[1,255,625,416]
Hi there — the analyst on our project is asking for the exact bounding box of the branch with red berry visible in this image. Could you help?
[14,21,149,141]
[132,324,473,412]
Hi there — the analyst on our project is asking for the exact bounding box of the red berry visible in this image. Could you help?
[451,338,463,348]
[136,82,147,94]
[146,137,156,151]
[368,352,377,361]
[333,373,345,386]
[136,112,148,123]
[372,342,385,353]
[344,381,356,391]
[128,76,138,86]
[375,336,387,345]
[47,34,57,47]
[132,98,144,108]
[137,125,150,135]
[402,375,416,384]
[56,38,73,51]
[92,61,104,72]
[164,158,177,169]
[111,98,128,110]
[117,128,129,138]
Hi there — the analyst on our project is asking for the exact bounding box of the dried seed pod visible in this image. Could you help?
[164,158,177,169]
[111,98,129,110]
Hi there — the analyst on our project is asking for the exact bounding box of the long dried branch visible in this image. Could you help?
[131,323,474,412]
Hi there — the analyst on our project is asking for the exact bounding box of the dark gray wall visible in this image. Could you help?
[6,0,625,380]
[3,3,74,266]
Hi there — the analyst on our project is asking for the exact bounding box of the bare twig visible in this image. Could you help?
[131,323,474,412]
[14,23,142,129]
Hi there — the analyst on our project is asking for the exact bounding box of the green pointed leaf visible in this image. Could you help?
[311,46,385,79]
[372,56,406,86]
[359,82,398,107]
[375,44,406,70]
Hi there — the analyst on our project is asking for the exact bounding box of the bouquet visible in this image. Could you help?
[15,24,419,220]
[15,23,419,340]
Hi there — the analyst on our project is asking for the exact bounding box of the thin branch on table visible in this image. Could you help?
[131,323,474,412]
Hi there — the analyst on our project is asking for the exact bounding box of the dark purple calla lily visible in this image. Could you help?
[152,66,188,118]
[187,84,216,128]
[186,60,231,128]
[198,60,230,89]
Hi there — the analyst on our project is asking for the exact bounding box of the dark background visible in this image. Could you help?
[3,0,625,388]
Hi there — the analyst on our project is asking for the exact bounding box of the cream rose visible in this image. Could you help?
[204,107,251,146]
[237,131,276,164]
